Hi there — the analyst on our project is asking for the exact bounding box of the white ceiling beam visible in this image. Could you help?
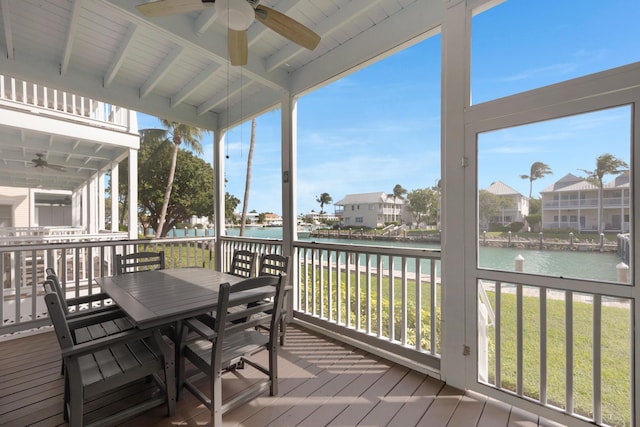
[195,8,218,35]
[0,0,13,60]
[140,45,184,98]
[104,24,138,88]
[266,0,383,72]
[171,62,220,107]
[196,76,247,116]
[60,0,83,75]
[106,0,288,91]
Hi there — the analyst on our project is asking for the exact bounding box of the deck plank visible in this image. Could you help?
[0,325,559,427]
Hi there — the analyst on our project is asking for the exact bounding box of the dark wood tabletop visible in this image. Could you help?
[95,268,245,330]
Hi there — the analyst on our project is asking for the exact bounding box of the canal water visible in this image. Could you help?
[216,227,623,282]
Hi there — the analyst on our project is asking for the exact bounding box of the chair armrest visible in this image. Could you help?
[66,304,120,319]
[66,308,127,330]
[61,328,156,359]
[184,317,218,340]
[66,292,113,306]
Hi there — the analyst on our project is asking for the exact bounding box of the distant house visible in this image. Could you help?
[484,181,529,226]
[334,192,410,229]
[303,211,341,224]
[540,172,629,232]
[263,213,283,226]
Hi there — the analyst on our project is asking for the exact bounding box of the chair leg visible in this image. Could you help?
[68,371,84,427]
[211,371,223,426]
[153,331,176,416]
[279,315,286,346]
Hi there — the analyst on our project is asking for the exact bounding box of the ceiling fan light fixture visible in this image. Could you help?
[216,0,255,31]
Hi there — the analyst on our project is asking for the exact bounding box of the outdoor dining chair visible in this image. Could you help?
[45,268,133,374]
[116,250,166,274]
[177,274,286,425]
[257,253,291,345]
[228,249,256,277]
[43,279,176,427]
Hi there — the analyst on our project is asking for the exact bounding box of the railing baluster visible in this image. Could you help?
[366,253,371,335]
[516,283,523,396]
[416,259,422,351]
[593,294,602,425]
[540,287,548,405]
[495,281,502,388]
[566,290,574,414]
[401,256,407,345]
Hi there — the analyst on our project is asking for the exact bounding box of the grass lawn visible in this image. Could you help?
[484,289,631,427]
[299,266,632,426]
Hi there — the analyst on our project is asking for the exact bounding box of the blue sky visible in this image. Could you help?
[138,0,638,216]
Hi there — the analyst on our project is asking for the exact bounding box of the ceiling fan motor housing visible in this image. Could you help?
[216,0,255,31]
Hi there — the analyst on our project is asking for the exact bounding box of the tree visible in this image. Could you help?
[478,190,508,229]
[240,118,257,237]
[406,188,439,227]
[225,192,240,224]
[136,134,214,237]
[392,184,407,223]
[143,121,208,238]
[580,153,629,233]
[316,192,332,214]
[520,161,552,200]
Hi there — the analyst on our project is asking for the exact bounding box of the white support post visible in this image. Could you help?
[213,128,225,271]
[111,162,119,232]
[128,149,138,239]
[440,0,470,389]
[280,90,296,258]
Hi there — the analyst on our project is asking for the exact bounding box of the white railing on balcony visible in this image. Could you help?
[294,241,442,372]
[0,236,215,336]
[477,280,633,426]
[0,75,131,129]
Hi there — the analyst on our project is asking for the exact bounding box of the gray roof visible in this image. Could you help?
[335,192,390,206]
[485,181,522,196]
[541,172,629,193]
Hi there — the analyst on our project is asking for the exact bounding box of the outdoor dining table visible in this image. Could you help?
[94,267,246,331]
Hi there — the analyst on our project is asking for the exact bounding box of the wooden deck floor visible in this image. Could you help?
[0,325,561,427]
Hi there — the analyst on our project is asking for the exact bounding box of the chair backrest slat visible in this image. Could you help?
[116,251,165,274]
[229,250,256,278]
[258,253,289,277]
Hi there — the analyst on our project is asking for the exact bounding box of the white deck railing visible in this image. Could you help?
[0,236,215,336]
[0,75,131,129]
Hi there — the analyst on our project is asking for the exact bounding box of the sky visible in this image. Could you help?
[137,0,639,217]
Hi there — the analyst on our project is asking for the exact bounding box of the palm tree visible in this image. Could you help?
[392,184,407,223]
[580,153,628,233]
[152,120,207,237]
[520,161,552,200]
[316,193,332,214]
[239,118,257,237]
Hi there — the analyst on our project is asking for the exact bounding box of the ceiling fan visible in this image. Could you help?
[136,0,321,66]
[31,153,66,172]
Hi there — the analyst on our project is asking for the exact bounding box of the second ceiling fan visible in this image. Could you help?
[136,0,321,66]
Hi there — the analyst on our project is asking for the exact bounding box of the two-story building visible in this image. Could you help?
[540,172,630,232]
[334,192,410,229]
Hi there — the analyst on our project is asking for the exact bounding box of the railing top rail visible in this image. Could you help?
[294,240,441,259]
[220,235,283,245]
[0,235,215,252]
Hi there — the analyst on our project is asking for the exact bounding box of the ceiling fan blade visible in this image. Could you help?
[46,164,67,173]
[228,28,248,66]
[136,0,211,17]
[254,5,320,51]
